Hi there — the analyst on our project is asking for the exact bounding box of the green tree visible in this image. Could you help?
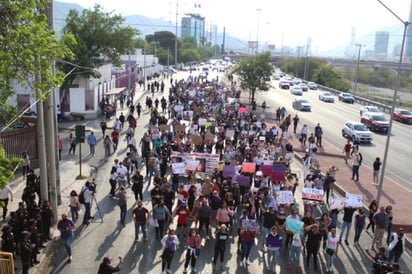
[232,53,273,103]
[60,4,139,89]
[0,146,22,188]
[180,48,201,64]
[0,0,72,104]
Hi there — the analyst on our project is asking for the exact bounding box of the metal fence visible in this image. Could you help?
[0,126,38,170]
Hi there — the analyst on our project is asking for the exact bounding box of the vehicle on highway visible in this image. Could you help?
[292,98,311,111]
[393,108,412,124]
[338,92,355,103]
[360,105,382,116]
[293,78,302,85]
[342,121,373,143]
[279,80,290,89]
[273,74,281,80]
[298,83,309,91]
[318,91,335,102]
[307,82,318,90]
[290,86,303,96]
[361,112,389,133]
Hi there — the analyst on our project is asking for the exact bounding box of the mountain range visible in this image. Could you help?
[53,1,248,52]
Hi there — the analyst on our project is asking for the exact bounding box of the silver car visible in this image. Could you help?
[341,121,373,143]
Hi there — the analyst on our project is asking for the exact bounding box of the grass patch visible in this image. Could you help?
[75,174,88,180]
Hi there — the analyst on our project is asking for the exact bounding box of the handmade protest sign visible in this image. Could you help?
[302,188,324,202]
[241,219,260,231]
[242,162,256,174]
[345,193,363,208]
[171,162,185,174]
[277,190,295,204]
[286,217,304,234]
[223,165,236,178]
[234,175,250,187]
[329,198,346,210]
[260,165,274,176]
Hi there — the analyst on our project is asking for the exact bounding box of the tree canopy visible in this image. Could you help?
[0,0,72,104]
[232,53,273,103]
[60,4,139,88]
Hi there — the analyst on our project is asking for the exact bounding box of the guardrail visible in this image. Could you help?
[317,84,393,114]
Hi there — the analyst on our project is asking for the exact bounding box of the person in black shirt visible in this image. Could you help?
[213,224,230,270]
[304,224,322,270]
[98,256,123,274]
[131,170,144,201]
[339,206,357,245]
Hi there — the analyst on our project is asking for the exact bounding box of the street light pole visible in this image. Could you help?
[376,0,409,206]
[353,43,365,96]
[256,8,261,55]
[175,0,179,68]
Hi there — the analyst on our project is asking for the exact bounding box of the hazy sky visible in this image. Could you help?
[57,0,411,53]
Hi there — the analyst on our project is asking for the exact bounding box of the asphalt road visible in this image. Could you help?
[259,80,412,190]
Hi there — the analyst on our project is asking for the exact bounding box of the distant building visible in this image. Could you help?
[181,13,205,45]
[375,31,389,60]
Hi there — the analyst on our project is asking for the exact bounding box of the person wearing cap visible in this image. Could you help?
[388,228,405,263]
[57,213,75,262]
[19,230,35,274]
[98,256,123,274]
[212,224,230,270]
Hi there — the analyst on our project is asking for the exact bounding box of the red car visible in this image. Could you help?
[360,112,389,133]
[393,108,412,124]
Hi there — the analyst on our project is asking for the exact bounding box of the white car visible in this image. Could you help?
[290,86,303,96]
[319,92,335,102]
[360,106,382,116]
[341,121,373,143]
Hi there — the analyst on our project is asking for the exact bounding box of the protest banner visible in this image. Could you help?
[345,193,363,208]
[241,219,260,231]
[329,198,346,210]
[185,159,200,171]
[171,162,186,174]
[260,165,274,176]
[277,190,295,204]
[263,160,273,166]
[225,129,235,138]
[223,165,236,178]
[242,162,256,174]
[302,188,324,202]
[286,217,304,234]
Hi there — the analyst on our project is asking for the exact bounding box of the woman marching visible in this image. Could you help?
[160,228,180,274]
[183,228,202,273]
[325,227,339,273]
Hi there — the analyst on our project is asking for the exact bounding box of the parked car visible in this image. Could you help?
[361,112,389,133]
[393,108,412,124]
[318,92,335,102]
[279,81,290,89]
[307,82,318,90]
[290,86,303,96]
[338,92,355,104]
[360,105,382,116]
[292,98,311,111]
[342,121,373,143]
[298,83,309,91]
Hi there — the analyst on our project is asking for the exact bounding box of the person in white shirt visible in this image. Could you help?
[1,185,13,220]
[113,118,122,132]
[117,162,128,187]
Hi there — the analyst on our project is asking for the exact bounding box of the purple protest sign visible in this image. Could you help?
[260,165,274,176]
[270,170,285,182]
[235,175,250,187]
[223,165,236,178]
[273,163,288,172]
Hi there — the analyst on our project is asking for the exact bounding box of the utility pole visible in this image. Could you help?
[353,43,365,96]
[296,46,302,78]
[45,1,60,223]
[174,0,178,68]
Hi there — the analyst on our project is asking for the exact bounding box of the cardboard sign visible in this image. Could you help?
[223,165,236,178]
[172,162,186,174]
[175,124,186,133]
[205,133,215,142]
[191,135,203,145]
[286,217,304,234]
[345,193,363,208]
[242,162,256,174]
[329,198,346,210]
[277,190,295,204]
[241,219,260,231]
[302,188,324,202]
[159,124,170,132]
[260,165,274,176]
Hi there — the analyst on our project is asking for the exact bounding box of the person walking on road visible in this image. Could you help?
[314,123,323,147]
[293,114,299,134]
[87,131,97,156]
[372,157,382,185]
[183,228,202,273]
[371,206,389,250]
[132,200,149,242]
[264,226,283,273]
[351,150,361,181]
[388,228,405,263]
[325,227,339,273]
[213,224,230,270]
[69,190,80,223]
[57,213,75,262]
[239,225,259,267]
[343,140,352,164]
[82,181,96,226]
[1,184,13,221]
[366,200,378,233]
[116,186,127,227]
[300,125,308,146]
[304,224,322,271]
[287,232,303,273]
[160,228,180,274]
